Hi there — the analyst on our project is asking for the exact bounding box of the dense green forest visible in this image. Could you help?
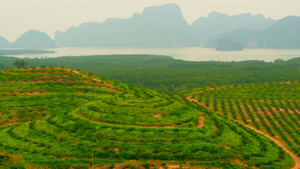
[0,67,294,168]
[0,55,299,91]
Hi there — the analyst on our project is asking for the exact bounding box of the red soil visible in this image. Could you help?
[197,116,205,128]
[153,114,162,117]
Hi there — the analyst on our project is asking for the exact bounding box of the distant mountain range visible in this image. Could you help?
[55,3,276,48]
[189,12,276,46]
[1,3,300,49]
[55,4,189,47]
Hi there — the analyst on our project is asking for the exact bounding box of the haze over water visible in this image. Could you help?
[12,47,300,62]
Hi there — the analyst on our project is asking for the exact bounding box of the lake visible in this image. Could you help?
[12,47,300,62]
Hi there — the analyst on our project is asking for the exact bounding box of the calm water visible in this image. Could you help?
[13,47,300,62]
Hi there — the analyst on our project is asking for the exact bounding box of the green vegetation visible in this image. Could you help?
[186,81,300,156]
[13,60,28,69]
[0,55,299,91]
[0,67,294,168]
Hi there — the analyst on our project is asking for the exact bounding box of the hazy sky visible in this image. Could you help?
[1,0,299,42]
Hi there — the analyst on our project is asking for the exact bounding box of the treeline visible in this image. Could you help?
[0,55,299,91]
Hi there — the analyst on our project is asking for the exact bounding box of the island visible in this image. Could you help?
[216,38,243,51]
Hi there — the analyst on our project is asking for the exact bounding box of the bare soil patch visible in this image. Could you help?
[197,116,205,127]
[6,122,18,126]
[164,126,176,128]
[287,109,295,114]
[214,124,219,132]
[230,159,248,167]
[114,147,120,153]
[220,144,231,149]
[166,164,190,169]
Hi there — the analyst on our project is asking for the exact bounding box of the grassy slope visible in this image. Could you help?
[0,67,294,169]
[185,81,300,158]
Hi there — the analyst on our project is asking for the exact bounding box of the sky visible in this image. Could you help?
[0,0,299,42]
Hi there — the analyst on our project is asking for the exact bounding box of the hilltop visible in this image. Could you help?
[0,67,294,168]
[0,36,9,48]
[13,30,56,49]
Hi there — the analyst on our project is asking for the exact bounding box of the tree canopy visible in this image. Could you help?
[13,59,28,69]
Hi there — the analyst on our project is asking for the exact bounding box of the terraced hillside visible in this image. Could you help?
[186,81,300,166]
[0,67,294,168]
